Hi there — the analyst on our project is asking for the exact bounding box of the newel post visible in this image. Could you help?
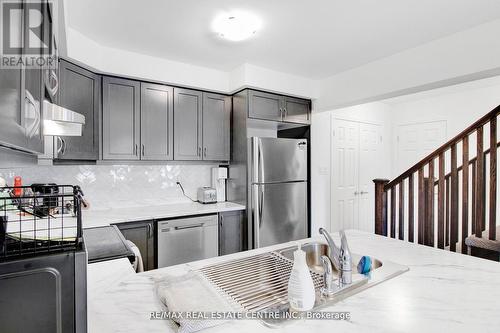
[374,179,390,236]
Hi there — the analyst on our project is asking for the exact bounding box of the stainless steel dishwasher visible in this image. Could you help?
[157,214,218,268]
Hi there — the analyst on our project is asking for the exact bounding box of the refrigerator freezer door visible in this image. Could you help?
[252,182,307,248]
[252,137,307,183]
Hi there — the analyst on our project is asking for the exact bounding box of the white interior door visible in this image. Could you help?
[331,119,382,232]
[396,121,447,175]
[331,120,359,232]
[358,123,383,232]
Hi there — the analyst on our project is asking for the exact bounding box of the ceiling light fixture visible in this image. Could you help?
[212,11,261,42]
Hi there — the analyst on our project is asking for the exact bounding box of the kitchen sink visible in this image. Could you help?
[199,242,408,327]
[278,242,383,275]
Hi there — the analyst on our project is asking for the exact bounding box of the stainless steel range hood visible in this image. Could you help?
[43,100,85,136]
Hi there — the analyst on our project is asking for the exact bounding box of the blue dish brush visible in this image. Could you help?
[357,256,372,274]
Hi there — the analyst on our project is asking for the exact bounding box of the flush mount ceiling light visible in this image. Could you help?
[212,11,261,42]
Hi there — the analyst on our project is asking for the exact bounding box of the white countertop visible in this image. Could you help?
[87,230,500,333]
[82,201,245,228]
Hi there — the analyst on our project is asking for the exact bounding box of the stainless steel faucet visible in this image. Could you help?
[319,228,352,287]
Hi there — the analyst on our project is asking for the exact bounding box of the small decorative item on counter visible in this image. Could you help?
[13,176,22,197]
[287,243,316,311]
[357,255,373,275]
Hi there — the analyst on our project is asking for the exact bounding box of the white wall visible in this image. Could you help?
[66,28,231,93]
[316,18,500,111]
[311,75,500,233]
[311,102,393,233]
[311,111,331,235]
[65,28,319,98]
[387,75,500,176]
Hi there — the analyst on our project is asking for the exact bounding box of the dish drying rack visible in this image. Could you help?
[0,185,83,262]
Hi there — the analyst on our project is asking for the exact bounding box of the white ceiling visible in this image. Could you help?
[65,0,500,79]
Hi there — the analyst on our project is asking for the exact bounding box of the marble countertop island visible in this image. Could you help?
[87,230,500,333]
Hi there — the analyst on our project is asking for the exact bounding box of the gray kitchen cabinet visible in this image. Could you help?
[0,67,25,150]
[283,96,310,124]
[174,88,203,160]
[140,83,174,160]
[56,60,100,160]
[248,90,283,122]
[116,220,155,271]
[202,93,231,161]
[247,90,310,124]
[102,77,140,160]
[23,0,45,154]
[0,0,49,154]
[219,210,245,255]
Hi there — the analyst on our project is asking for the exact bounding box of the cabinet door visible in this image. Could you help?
[23,0,44,154]
[102,77,140,160]
[174,88,202,160]
[219,211,244,255]
[140,83,174,160]
[283,96,310,124]
[116,221,155,271]
[202,93,230,161]
[56,60,100,160]
[248,90,283,122]
[0,71,25,150]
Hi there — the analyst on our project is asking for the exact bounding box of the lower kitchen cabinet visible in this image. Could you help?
[115,220,155,271]
[219,210,245,255]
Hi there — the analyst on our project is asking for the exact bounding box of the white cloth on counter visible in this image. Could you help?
[126,240,144,273]
[3,211,78,241]
[155,271,239,333]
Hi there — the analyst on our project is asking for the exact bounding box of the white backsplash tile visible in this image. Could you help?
[0,164,218,210]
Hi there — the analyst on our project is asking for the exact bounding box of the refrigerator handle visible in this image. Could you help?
[252,185,262,248]
[252,137,265,183]
[258,139,265,182]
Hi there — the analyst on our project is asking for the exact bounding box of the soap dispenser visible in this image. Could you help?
[287,243,316,311]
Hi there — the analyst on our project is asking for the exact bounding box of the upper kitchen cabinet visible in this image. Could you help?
[56,60,100,160]
[140,83,174,161]
[0,0,49,154]
[23,0,44,154]
[173,88,203,160]
[0,67,25,151]
[247,89,310,124]
[42,0,59,104]
[283,96,310,124]
[173,88,231,161]
[248,90,283,122]
[102,77,141,160]
[202,93,231,161]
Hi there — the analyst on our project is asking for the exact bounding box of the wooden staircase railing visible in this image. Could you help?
[374,105,500,254]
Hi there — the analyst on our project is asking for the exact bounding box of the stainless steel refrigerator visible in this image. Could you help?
[250,137,308,248]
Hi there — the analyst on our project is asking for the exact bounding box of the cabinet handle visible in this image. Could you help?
[204,147,207,157]
[56,136,64,156]
[279,108,283,121]
[142,144,145,156]
[135,144,138,156]
[174,223,204,230]
[198,147,201,157]
[61,138,67,156]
